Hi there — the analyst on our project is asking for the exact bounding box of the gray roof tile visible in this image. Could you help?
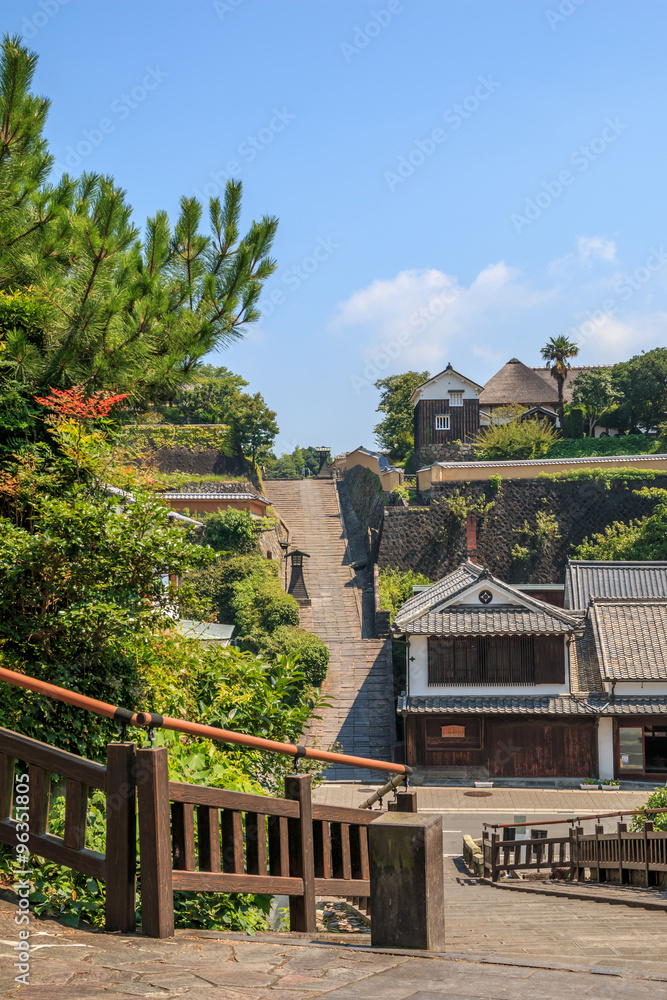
[590,599,667,681]
[565,560,667,609]
[398,694,667,715]
[403,605,576,635]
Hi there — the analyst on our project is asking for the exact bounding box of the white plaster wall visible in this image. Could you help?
[408,634,570,698]
[415,373,479,402]
[613,681,667,695]
[598,717,615,779]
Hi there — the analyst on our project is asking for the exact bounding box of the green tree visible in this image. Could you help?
[571,369,619,436]
[0,36,278,410]
[374,371,430,461]
[540,335,580,427]
[611,348,667,433]
[574,488,667,560]
[227,392,278,465]
[170,366,248,424]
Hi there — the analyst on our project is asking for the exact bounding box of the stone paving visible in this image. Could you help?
[1,892,666,999]
[262,480,395,781]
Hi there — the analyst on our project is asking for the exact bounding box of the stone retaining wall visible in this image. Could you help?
[367,473,667,581]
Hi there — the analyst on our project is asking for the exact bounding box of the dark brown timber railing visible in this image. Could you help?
[0,727,136,932]
[483,819,667,886]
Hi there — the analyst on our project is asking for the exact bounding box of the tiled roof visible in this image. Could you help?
[393,562,580,635]
[565,560,667,609]
[402,605,576,635]
[398,694,667,715]
[590,599,667,681]
[398,694,591,715]
[102,483,203,528]
[569,613,605,692]
[529,365,613,405]
[160,492,268,502]
[393,561,482,624]
[426,453,667,472]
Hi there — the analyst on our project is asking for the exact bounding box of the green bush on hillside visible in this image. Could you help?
[256,625,329,686]
[545,434,659,459]
[379,567,431,622]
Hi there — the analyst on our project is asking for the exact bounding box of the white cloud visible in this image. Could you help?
[576,235,618,263]
[332,263,554,376]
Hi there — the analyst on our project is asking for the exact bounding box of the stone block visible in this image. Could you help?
[369,812,445,951]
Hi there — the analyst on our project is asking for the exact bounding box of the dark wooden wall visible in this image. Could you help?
[406,714,597,777]
[414,398,479,447]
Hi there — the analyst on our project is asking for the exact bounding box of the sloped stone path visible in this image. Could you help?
[263,480,395,780]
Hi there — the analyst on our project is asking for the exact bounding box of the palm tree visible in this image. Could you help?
[540,336,580,429]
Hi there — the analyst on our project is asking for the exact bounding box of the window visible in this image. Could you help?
[618,727,644,770]
[449,391,463,406]
[435,414,450,431]
[427,636,564,686]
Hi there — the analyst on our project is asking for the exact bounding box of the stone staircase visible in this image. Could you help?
[263,479,395,779]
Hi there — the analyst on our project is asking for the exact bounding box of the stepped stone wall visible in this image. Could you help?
[346,464,667,582]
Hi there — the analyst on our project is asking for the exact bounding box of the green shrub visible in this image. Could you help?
[379,567,430,622]
[545,433,658,459]
[563,406,585,439]
[630,784,667,831]
[489,473,502,491]
[539,467,656,487]
[474,409,558,460]
[257,626,329,686]
[202,508,267,554]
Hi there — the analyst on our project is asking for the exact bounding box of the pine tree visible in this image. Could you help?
[0,35,278,408]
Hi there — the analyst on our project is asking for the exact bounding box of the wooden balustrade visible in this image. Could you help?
[483,821,667,887]
[0,727,136,932]
[137,747,375,937]
[0,731,405,939]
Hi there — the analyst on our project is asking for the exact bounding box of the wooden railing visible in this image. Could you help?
[483,821,667,887]
[136,746,374,937]
[0,728,136,932]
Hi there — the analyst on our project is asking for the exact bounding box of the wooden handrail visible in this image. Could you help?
[0,665,411,778]
[483,806,667,830]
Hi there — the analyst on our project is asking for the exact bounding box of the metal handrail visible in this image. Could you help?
[0,665,411,779]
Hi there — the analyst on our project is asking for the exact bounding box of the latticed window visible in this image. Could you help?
[435,414,450,430]
[427,636,564,686]
[449,391,463,406]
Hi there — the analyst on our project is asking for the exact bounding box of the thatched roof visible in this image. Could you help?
[479,358,559,406]
[480,359,612,407]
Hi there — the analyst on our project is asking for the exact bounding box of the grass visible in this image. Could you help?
[545,434,662,459]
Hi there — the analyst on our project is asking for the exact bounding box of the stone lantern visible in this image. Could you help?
[287,549,311,605]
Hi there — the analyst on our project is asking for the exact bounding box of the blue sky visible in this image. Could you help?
[9,0,667,454]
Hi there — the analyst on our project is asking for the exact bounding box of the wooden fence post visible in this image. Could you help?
[594,824,603,883]
[490,832,499,882]
[285,774,316,933]
[368,812,445,950]
[105,743,137,933]
[644,821,654,888]
[568,827,576,881]
[388,791,418,812]
[617,822,627,885]
[575,826,583,881]
[136,747,174,939]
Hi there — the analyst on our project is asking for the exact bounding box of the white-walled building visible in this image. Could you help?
[393,560,667,780]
